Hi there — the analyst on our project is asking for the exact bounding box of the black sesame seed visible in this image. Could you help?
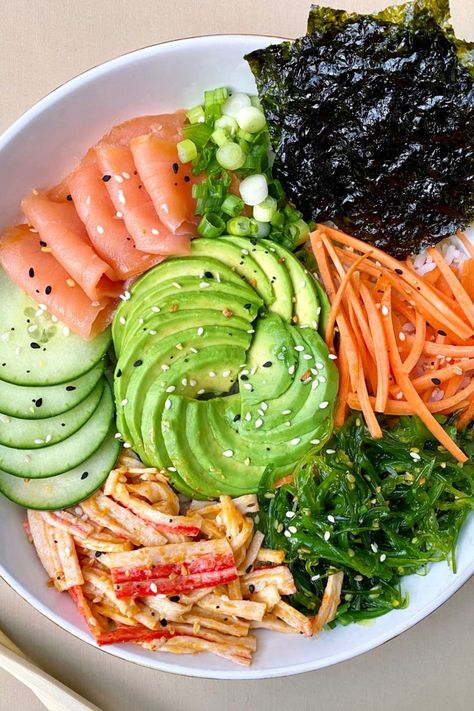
[174,182,178,187]
[65,385,76,391]
[159,618,168,627]
[249,238,257,246]
[30,342,40,349]
[28,267,35,278]
[437,330,447,336]
[204,271,213,279]
[184,175,190,183]
[431,378,441,385]
[248,584,255,594]
[133,359,143,367]
[172,162,179,174]
[66,194,73,201]
[240,374,248,381]
[102,175,111,182]
[262,361,272,368]
[81,471,89,480]
[35,289,40,293]
[233,414,241,422]
[45,285,52,295]
[244,303,251,310]
[116,369,122,378]
[35,398,43,408]
[170,595,180,602]
[39,240,47,247]
[245,565,252,574]
[95,551,103,557]
[395,268,403,275]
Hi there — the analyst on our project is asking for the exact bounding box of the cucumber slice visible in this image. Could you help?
[0,269,110,385]
[0,362,104,419]
[0,383,114,478]
[0,380,104,449]
[0,429,120,510]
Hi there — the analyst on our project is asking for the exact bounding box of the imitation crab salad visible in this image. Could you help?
[1,0,474,666]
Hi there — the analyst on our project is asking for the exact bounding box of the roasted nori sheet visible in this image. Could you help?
[246,0,474,258]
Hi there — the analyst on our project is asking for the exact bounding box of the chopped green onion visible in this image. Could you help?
[237,128,254,143]
[236,106,266,134]
[221,194,244,217]
[239,174,268,206]
[271,211,285,229]
[222,92,251,118]
[211,128,230,147]
[214,115,238,136]
[253,196,277,222]
[250,95,263,110]
[268,178,285,202]
[284,204,303,223]
[197,213,226,238]
[177,139,198,164]
[226,216,252,236]
[185,105,205,124]
[249,219,271,238]
[183,123,213,149]
[216,142,245,170]
[204,87,228,123]
[286,218,310,245]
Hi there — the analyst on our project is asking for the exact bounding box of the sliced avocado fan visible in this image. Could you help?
[112,236,338,498]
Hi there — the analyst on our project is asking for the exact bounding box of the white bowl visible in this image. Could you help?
[0,34,473,680]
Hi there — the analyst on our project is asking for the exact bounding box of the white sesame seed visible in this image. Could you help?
[150,583,158,594]
[247,329,255,334]
[151,306,160,313]
[315,362,324,370]
[288,365,295,375]
[294,345,305,352]
[258,409,264,417]
[119,316,126,325]
[318,375,326,383]
[284,530,291,538]
[310,439,321,445]
[282,409,291,415]
[97,225,104,235]
[410,451,421,461]
[189,347,198,354]
[311,574,320,582]
[27,324,38,333]
[381,305,389,316]
[197,327,204,336]
[371,542,378,553]
[118,190,126,204]
[323,531,331,541]
[151,228,160,235]
[181,378,188,386]
[328,354,337,360]
[354,575,363,582]
[34,438,44,445]
[165,399,172,410]
[326,449,336,454]
[319,401,329,409]
[86,195,91,205]
[327,514,335,523]
[290,437,301,445]
[200,282,210,289]
[115,211,123,218]
[245,412,252,422]
[161,364,170,371]
[45,434,52,444]
[223,450,234,458]
[286,511,295,518]
[243,382,252,390]
[122,171,131,179]
[166,386,176,393]
[189,379,197,387]
[114,433,122,439]
[114,174,124,183]
[209,371,216,378]
[222,369,231,377]
[197,389,205,395]
[311,320,318,329]
[380,554,387,562]
[255,418,263,429]
[123,442,131,449]
[172,281,181,289]
[312,380,319,390]
[303,354,313,360]
[288,525,297,534]
[62,326,70,337]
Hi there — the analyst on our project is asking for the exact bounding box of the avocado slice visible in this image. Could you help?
[192,237,275,306]
[261,239,322,329]
[141,344,247,469]
[224,237,294,321]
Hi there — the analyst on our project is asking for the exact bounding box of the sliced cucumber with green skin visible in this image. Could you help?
[0,269,110,386]
[0,383,114,478]
[0,380,104,449]
[0,362,104,420]
[0,429,120,510]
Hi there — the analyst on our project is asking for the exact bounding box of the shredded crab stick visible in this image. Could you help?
[21,191,122,302]
[67,149,164,279]
[0,225,115,339]
[311,224,474,458]
[26,449,321,666]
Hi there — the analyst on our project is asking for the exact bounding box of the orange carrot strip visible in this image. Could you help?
[411,360,474,391]
[360,283,389,412]
[348,393,413,415]
[402,312,426,374]
[427,247,474,330]
[380,284,467,462]
[456,398,474,431]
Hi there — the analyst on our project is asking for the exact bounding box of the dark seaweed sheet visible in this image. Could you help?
[246,0,474,258]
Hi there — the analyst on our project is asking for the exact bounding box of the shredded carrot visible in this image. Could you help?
[311,225,474,463]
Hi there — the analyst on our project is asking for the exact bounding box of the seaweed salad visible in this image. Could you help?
[246,0,474,258]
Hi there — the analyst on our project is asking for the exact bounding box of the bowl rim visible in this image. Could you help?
[0,32,473,680]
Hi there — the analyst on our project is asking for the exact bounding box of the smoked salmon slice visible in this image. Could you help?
[100,112,186,146]
[0,225,115,340]
[130,134,196,234]
[21,191,123,302]
[95,142,191,256]
[67,150,164,279]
